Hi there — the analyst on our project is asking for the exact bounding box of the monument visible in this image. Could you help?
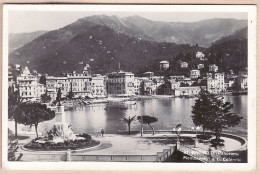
[54,88,76,141]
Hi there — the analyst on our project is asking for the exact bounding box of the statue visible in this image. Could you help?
[56,88,62,106]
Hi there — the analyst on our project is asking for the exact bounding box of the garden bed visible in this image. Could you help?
[24,134,100,151]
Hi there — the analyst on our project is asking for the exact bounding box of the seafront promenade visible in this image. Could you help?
[15,131,247,162]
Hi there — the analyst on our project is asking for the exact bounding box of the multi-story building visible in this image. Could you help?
[159,61,169,70]
[134,77,147,95]
[16,73,39,101]
[107,71,135,97]
[46,76,70,99]
[206,72,225,93]
[209,64,218,72]
[190,70,200,79]
[91,74,105,97]
[66,71,92,98]
[237,68,248,90]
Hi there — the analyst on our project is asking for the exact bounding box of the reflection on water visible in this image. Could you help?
[39,96,247,136]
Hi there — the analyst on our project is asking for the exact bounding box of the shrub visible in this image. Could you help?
[210,138,225,148]
[24,134,99,151]
[197,134,212,140]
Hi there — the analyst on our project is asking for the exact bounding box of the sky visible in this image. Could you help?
[8,11,247,33]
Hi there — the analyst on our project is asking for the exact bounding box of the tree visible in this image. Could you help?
[17,103,55,139]
[207,97,242,142]
[137,115,158,135]
[191,89,215,136]
[191,89,242,142]
[8,90,23,137]
[39,75,46,85]
[41,92,51,103]
[123,115,136,135]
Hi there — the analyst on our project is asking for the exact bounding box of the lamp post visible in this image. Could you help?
[191,126,200,148]
[174,126,182,149]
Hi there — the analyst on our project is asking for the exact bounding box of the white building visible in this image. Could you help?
[134,77,147,95]
[209,64,218,72]
[180,62,188,68]
[159,61,169,70]
[91,74,105,97]
[237,69,248,90]
[107,71,135,97]
[46,76,70,99]
[174,86,207,97]
[196,52,205,60]
[16,67,46,101]
[206,72,225,93]
[197,64,204,69]
[190,70,200,79]
[67,71,92,98]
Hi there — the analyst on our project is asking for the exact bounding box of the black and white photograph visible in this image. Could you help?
[2,4,256,171]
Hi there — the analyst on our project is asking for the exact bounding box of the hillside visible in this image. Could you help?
[9,19,205,76]
[9,30,47,52]
[9,15,247,76]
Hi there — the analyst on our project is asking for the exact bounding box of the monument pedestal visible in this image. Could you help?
[55,105,76,140]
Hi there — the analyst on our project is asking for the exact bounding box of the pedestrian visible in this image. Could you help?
[101,129,104,137]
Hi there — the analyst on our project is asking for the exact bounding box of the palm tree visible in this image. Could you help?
[123,115,136,135]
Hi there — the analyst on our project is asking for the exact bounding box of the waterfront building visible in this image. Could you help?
[180,62,188,68]
[66,71,92,98]
[174,86,207,97]
[142,79,156,95]
[190,70,200,79]
[134,77,147,95]
[237,68,248,90]
[107,71,135,97]
[197,64,204,69]
[91,74,105,98]
[209,64,218,72]
[16,73,39,101]
[159,61,169,70]
[206,72,225,93]
[46,76,70,99]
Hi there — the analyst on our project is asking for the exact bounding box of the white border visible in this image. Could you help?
[2,4,257,171]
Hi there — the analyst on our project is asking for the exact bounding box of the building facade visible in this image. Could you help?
[206,72,225,93]
[159,61,169,70]
[190,70,200,79]
[107,71,135,97]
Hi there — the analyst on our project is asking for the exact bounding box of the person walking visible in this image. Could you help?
[101,129,104,137]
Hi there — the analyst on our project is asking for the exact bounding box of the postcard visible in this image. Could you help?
[2,4,256,171]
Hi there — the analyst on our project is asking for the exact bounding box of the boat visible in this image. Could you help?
[82,100,92,105]
[104,104,128,110]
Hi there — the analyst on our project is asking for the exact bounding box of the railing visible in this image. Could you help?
[70,154,157,162]
[156,145,176,162]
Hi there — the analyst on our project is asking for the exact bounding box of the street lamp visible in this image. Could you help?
[191,126,200,148]
[174,125,182,149]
